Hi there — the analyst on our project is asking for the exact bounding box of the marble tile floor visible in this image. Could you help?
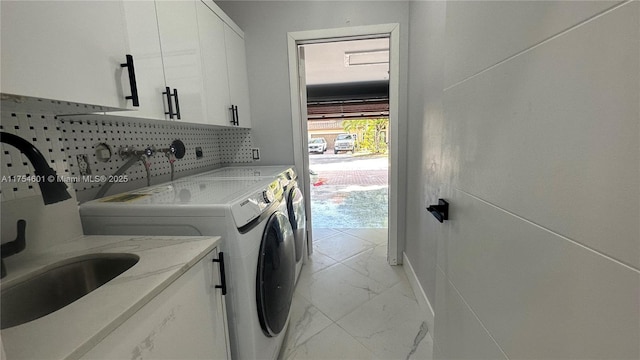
[279,228,433,360]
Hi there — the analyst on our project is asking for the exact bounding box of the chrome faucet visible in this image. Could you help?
[0,132,71,204]
[0,132,72,278]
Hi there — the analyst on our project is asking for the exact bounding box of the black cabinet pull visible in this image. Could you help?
[234,106,239,126]
[427,199,449,223]
[163,87,181,120]
[163,87,174,119]
[173,88,181,120]
[212,252,227,295]
[229,105,239,126]
[120,54,139,107]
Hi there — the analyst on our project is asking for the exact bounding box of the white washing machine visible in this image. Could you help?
[192,166,307,283]
[80,176,295,360]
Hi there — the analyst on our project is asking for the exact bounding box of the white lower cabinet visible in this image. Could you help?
[83,248,230,359]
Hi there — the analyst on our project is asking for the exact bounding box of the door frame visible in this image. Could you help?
[287,23,402,265]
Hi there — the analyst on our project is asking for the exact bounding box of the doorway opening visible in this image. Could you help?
[304,38,389,229]
[287,24,401,266]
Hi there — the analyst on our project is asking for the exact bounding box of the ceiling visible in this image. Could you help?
[303,38,390,105]
[303,38,390,85]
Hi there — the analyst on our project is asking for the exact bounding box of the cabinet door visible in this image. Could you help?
[111,1,168,120]
[224,25,252,128]
[155,1,206,124]
[0,1,132,109]
[197,1,232,127]
[83,248,230,359]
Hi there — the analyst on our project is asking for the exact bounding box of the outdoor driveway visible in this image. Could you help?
[308,152,388,228]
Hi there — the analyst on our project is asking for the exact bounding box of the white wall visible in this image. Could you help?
[406,0,639,358]
[404,0,446,330]
[216,1,409,166]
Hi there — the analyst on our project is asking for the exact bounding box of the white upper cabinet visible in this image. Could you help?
[115,1,167,120]
[0,1,134,111]
[117,0,253,127]
[201,0,252,128]
[2,0,252,126]
[155,1,207,124]
[116,1,205,122]
[224,25,252,128]
[196,1,232,127]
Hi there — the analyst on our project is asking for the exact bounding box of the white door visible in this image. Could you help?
[297,46,314,257]
[434,2,639,359]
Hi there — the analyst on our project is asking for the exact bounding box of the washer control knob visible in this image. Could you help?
[263,190,275,203]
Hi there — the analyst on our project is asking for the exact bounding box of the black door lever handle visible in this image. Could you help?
[427,199,449,223]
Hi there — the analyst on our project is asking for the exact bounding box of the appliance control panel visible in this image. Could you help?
[230,180,282,228]
[278,168,296,189]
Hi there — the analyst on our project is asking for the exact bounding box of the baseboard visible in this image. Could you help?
[403,252,435,335]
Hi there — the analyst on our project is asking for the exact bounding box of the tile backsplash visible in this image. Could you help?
[1,112,69,201]
[1,112,253,203]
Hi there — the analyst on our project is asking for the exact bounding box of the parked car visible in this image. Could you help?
[308,137,327,153]
[333,133,355,154]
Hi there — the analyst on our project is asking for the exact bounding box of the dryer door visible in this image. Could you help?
[256,211,295,337]
[287,185,306,262]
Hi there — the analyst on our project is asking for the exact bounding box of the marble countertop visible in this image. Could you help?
[1,234,222,360]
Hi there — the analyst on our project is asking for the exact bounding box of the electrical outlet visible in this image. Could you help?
[76,154,91,176]
[252,148,260,161]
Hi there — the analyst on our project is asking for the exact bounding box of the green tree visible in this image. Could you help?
[342,118,388,154]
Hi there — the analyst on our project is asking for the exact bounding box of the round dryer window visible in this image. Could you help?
[256,211,295,337]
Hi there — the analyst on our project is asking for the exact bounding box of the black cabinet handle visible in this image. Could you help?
[163,87,174,119]
[234,106,239,126]
[229,105,239,126]
[162,87,181,120]
[212,252,227,295]
[427,199,449,223]
[120,54,139,107]
[173,88,181,120]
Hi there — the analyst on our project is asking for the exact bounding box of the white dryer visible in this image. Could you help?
[80,177,295,360]
[192,166,307,282]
